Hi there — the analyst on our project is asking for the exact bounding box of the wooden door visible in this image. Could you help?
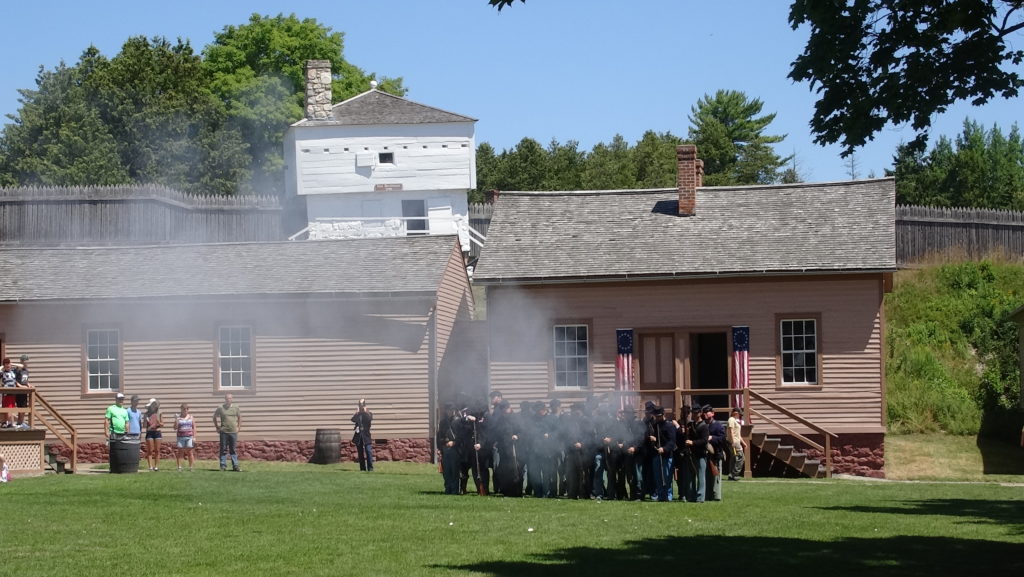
[638,333,676,411]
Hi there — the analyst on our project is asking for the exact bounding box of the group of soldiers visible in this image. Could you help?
[435,391,736,502]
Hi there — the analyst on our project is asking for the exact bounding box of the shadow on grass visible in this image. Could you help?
[436,534,1024,577]
[976,435,1024,475]
[819,497,1024,535]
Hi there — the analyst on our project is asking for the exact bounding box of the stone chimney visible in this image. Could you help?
[304,60,333,121]
[677,144,703,216]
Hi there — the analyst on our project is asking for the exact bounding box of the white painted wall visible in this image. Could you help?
[287,122,476,196]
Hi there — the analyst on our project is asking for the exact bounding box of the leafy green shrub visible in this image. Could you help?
[886,261,1023,435]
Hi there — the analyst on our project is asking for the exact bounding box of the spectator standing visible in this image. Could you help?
[174,404,196,471]
[351,399,374,472]
[126,395,143,439]
[144,399,163,471]
[213,393,242,472]
[727,407,747,481]
[104,393,129,440]
[12,355,31,429]
[1,358,17,428]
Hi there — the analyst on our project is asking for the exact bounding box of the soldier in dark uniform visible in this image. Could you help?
[685,405,710,502]
[435,403,462,495]
[591,404,616,499]
[676,406,700,502]
[527,401,558,498]
[456,406,490,495]
[704,404,727,501]
[548,399,566,496]
[492,400,524,496]
[562,403,594,499]
[648,406,677,501]
[639,400,657,499]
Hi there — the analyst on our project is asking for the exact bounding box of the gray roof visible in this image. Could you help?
[0,235,460,301]
[294,90,476,127]
[473,179,897,285]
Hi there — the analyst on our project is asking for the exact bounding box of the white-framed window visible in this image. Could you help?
[553,324,589,388]
[218,326,252,389]
[86,329,121,391]
[402,199,427,234]
[780,318,818,385]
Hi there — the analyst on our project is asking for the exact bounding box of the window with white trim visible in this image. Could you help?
[218,326,252,389]
[86,329,121,391]
[780,319,817,385]
[553,324,589,388]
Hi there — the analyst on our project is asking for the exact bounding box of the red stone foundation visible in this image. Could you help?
[48,438,433,465]
[749,433,885,478]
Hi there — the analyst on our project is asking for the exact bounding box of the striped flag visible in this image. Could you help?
[615,329,635,410]
[731,326,750,411]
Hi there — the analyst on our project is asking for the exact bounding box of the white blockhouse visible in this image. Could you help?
[285,60,477,250]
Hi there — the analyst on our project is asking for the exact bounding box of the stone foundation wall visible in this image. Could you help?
[750,432,885,478]
[49,438,433,465]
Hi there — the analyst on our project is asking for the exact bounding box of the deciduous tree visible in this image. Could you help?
[790,0,1024,154]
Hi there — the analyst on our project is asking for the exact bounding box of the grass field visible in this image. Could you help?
[3,436,1024,577]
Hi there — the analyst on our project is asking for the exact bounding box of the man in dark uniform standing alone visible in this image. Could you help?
[351,399,374,471]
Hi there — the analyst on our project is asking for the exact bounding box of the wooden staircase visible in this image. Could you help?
[743,389,837,479]
[749,429,827,478]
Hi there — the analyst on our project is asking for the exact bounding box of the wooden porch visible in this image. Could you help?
[0,388,78,475]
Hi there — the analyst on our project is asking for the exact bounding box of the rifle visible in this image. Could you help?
[472,419,484,495]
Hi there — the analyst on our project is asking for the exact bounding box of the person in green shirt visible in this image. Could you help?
[213,393,242,472]
[104,393,129,440]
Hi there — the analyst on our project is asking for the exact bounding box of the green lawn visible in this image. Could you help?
[3,457,1023,577]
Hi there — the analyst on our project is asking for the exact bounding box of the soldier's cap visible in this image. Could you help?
[496,400,510,411]
[549,399,561,407]
[691,406,702,414]
[644,400,655,409]
[19,354,29,362]
[652,406,665,416]
[489,390,503,399]
[701,404,714,413]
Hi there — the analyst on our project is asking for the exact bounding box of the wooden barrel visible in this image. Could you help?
[109,437,141,474]
[309,428,342,464]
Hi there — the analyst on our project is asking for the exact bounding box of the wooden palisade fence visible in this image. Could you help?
[0,185,284,245]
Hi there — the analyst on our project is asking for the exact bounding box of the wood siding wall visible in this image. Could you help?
[293,129,474,195]
[0,186,283,245]
[486,275,885,434]
[0,296,439,442]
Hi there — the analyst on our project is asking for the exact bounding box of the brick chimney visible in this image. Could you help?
[304,60,333,121]
[677,144,703,216]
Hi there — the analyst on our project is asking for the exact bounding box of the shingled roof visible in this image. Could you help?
[293,90,476,127]
[472,179,896,285]
[0,235,460,301]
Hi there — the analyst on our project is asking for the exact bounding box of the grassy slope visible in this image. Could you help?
[3,461,1023,577]
[886,262,1024,434]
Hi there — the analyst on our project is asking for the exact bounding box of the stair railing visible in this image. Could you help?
[744,388,837,477]
[28,389,78,473]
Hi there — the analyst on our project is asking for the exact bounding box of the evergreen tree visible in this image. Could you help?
[687,90,790,185]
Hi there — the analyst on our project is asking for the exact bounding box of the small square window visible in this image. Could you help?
[378,152,395,164]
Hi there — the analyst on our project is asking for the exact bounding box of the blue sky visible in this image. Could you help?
[1,1,1020,183]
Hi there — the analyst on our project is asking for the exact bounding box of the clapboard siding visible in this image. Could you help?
[486,275,885,432]
[0,294,441,442]
[434,241,474,371]
[294,131,474,195]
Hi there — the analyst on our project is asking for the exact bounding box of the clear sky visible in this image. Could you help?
[1,1,1020,183]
